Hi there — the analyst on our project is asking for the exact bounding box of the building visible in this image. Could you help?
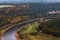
[48,11,60,14]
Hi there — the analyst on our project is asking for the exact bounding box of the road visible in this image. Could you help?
[2,19,39,40]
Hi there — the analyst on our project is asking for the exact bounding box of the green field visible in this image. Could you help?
[17,22,59,40]
[18,22,39,35]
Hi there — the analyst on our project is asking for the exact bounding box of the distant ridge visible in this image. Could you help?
[0,0,60,4]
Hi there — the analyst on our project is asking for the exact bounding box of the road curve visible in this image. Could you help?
[2,19,39,40]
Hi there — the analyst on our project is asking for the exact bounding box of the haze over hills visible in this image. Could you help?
[0,0,60,3]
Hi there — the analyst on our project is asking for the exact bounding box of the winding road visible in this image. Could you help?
[2,19,39,40]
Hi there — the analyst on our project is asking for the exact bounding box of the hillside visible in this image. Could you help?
[0,3,60,38]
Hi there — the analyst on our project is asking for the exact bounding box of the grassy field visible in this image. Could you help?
[18,22,39,35]
[17,22,59,40]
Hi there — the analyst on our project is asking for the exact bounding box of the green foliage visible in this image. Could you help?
[18,22,39,37]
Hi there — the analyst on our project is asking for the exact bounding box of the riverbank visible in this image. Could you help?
[15,22,60,40]
[15,31,60,40]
